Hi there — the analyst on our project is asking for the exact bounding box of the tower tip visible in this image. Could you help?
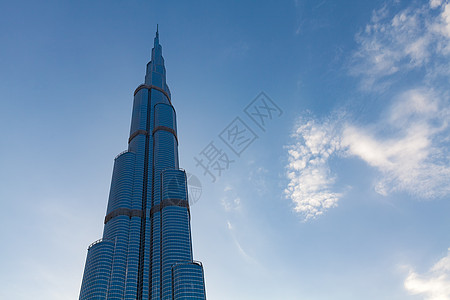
[156,24,159,38]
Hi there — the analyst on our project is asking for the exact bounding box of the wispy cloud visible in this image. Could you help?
[221,185,241,211]
[345,0,450,197]
[404,249,450,300]
[286,0,450,220]
[342,88,450,198]
[248,163,269,196]
[350,0,450,90]
[285,88,450,220]
[226,220,259,265]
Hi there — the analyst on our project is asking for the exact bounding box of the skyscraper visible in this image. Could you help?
[79,28,207,300]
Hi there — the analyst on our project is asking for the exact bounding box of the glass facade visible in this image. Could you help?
[79,29,206,300]
[172,262,207,300]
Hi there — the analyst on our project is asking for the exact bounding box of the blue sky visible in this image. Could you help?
[1,0,450,299]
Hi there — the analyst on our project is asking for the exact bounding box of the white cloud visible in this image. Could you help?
[346,1,450,197]
[221,185,241,211]
[286,1,450,220]
[404,249,450,299]
[430,0,444,9]
[226,220,233,230]
[285,116,343,220]
[351,0,450,90]
[342,89,450,198]
[285,88,450,219]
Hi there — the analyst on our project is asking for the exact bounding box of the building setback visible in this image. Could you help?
[79,28,207,300]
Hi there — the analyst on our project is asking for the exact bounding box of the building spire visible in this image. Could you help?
[145,24,170,95]
[154,24,160,47]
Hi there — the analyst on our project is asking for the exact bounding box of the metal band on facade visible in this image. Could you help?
[104,208,144,224]
[134,84,171,104]
[128,129,148,143]
[152,125,178,144]
[149,198,189,217]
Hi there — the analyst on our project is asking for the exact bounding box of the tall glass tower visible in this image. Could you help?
[79,28,207,300]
